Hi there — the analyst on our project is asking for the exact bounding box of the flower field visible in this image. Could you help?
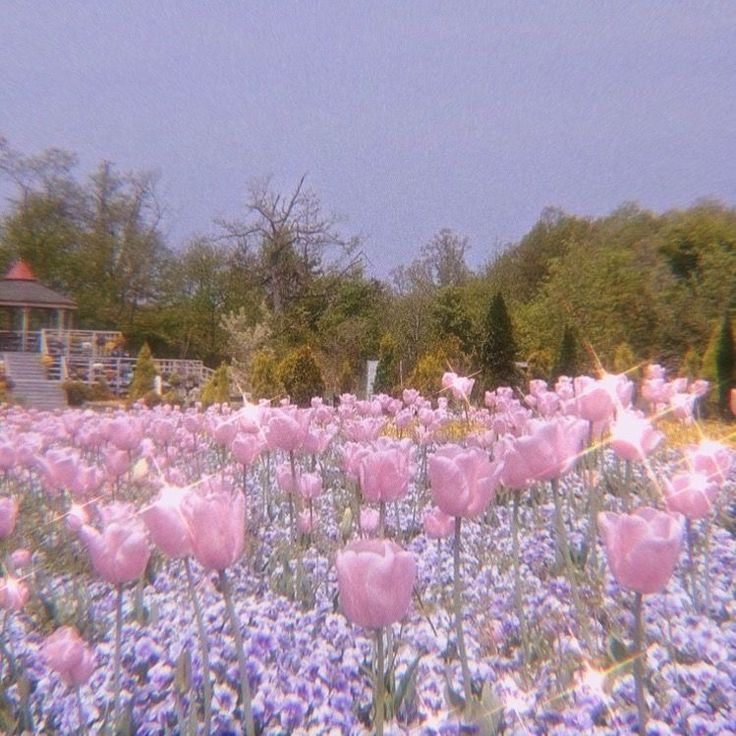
[0,369,734,735]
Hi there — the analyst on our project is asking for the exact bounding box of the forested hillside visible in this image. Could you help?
[2,139,735,398]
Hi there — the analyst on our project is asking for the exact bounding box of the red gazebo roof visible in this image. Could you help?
[4,260,37,280]
[0,260,76,309]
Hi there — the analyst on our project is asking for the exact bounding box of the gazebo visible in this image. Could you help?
[0,260,77,351]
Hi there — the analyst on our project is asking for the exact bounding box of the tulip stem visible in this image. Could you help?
[587,474,599,576]
[374,627,385,736]
[453,516,473,707]
[111,585,123,734]
[76,685,86,734]
[184,558,212,735]
[685,518,700,611]
[622,460,632,512]
[219,570,255,736]
[289,450,298,543]
[379,501,386,537]
[551,479,592,652]
[632,592,648,736]
[704,518,712,611]
[512,493,530,678]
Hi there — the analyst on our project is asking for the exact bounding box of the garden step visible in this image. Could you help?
[3,352,67,410]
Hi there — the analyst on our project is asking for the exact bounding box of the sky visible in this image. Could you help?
[1,1,735,278]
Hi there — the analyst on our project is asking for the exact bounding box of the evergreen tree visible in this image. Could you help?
[127,343,158,402]
[249,348,283,400]
[715,312,735,416]
[554,326,578,378]
[479,292,518,388]
[201,363,231,406]
[277,346,325,406]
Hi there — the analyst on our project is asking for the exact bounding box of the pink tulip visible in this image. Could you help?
[141,485,194,558]
[38,449,79,492]
[103,448,130,479]
[180,485,245,570]
[66,503,89,533]
[600,372,634,409]
[358,445,412,503]
[70,464,105,498]
[609,411,663,462]
[359,507,380,535]
[303,427,335,455]
[0,496,19,538]
[276,463,298,493]
[107,417,143,451]
[184,413,204,435]
[297,510,314,534]
[151,418,176,445]
[641,378,670,407]
[686,440,733,486]
[336,539,416,628]
[442,372,474,400]
[298,472,322,500]
[499,416,588,488]
[343,417,385,442]
[402,388,420,406]
[528,379,548,397]
[646,364,666,380]
[341,443,370,483]
[210,417,239,447]
[231,434,263,467]
[428,445,499,518]
[9,548,32,570]
[0,575,29,611]
[78,504,151,585]
[423,507,455,539]
[689,379,710,399]
[574,376,614,423]
[597,508,683,594]
[40,626,96,687]
[670,392,696,423]
[0,442,16,471]
[663,472,719,520]
[265,411,308,452]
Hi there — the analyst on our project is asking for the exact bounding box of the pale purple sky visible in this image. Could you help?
[2,2,735,276]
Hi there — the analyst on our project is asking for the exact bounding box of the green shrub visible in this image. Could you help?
[128,343,158,403]
[277,346,325,406]
[201,364,231,407]
[407,352,445,396]
[250,349,283,400]
[373,333,400,395]
[62,381,93,407]
[89,379,113,402]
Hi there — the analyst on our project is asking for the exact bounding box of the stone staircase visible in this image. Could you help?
[3,352,67,411]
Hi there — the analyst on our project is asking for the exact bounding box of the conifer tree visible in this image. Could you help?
[554,326,578,378]
[128,343,157,402]
[201,363,231,406]
[277,346,325,406]
[715,312,735,416]
[480,292,518,388]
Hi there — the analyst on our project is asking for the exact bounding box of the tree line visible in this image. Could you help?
[1,138,734,407]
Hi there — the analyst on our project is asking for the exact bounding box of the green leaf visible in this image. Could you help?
[608,635,629,663]
[393,653,422,716]
[472,682,504,736]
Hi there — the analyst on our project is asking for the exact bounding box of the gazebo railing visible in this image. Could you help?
[0,330,41,353]
[2,328,215,397]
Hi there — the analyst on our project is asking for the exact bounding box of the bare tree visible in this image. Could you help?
[391,228,470,293]
[219,175,360,314]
